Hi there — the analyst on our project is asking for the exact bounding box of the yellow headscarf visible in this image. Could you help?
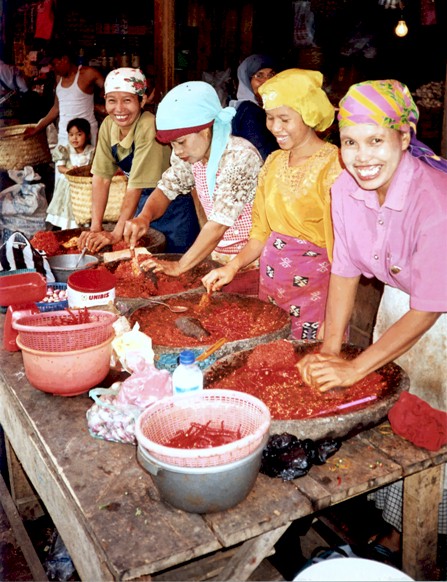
[258,68,334,131]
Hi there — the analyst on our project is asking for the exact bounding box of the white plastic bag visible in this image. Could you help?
[0,166,47,239]
[86,364,173,445]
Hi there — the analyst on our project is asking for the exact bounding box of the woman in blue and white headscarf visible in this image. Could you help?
[124,80,263,283]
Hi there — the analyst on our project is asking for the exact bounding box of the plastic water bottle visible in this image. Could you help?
[172,350,203,397]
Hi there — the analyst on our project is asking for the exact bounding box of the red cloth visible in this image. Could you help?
[35,0,55,40]
[388,391,447,452]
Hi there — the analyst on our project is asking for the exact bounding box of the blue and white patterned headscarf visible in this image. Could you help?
[156,81,236,196]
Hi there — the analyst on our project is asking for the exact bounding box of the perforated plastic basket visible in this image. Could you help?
[135,389,271,468]
[13,309,117,352]
[36,283,68,313]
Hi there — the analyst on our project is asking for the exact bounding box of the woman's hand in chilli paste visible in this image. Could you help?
[297,353,363,392]
[202,264,238,293]
[80,230,116,254]
[123,217,149,249]
[140,258,182,277]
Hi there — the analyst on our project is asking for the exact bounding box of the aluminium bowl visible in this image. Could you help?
[48,253,99,283]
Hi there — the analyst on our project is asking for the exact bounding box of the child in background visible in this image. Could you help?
[46,117,95,229]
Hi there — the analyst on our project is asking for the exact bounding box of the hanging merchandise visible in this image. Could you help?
[293,1,316,47]
[35,0,55,41]
[420,0,437,26]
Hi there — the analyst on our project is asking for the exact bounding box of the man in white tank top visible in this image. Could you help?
[26,42,104,147]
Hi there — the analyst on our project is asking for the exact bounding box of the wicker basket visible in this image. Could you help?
[66,165,127,225]
[0,124,51,171]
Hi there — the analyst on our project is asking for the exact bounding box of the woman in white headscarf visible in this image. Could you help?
[230,54,279,160]
[78,68,199,253]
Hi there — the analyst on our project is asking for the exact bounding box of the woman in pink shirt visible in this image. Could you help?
[298,79,447,562]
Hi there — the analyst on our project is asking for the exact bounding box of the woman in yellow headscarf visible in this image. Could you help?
[203,69,343,340]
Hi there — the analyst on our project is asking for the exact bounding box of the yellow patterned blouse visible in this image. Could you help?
[249,141,342,261]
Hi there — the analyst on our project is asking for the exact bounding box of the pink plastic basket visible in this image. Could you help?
[135,389,271,468]
[13,309,117,352]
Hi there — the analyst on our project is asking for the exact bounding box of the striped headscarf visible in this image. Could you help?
[155,81,236,197]
[338,80,447,172]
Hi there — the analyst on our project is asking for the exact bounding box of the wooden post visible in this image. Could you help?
[402,465,444,580]
[154,0,175,99]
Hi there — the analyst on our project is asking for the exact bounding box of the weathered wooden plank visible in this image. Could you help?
[216,525,290,581]
[5,439,44,520]
[152,546,284,582]
[0,385,114,579]
[359,423,447,474]
[299,435,403,506]
[403,466,443,581]
[203,473,313,547]
[0,472,48,581]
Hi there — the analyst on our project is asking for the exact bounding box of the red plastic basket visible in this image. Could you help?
[135,389,271,468]
[13,309,117,352]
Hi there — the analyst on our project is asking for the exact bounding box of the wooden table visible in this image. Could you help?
[0,327,445,581]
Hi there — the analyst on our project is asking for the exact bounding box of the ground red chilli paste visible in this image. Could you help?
[30,230,137,257]
[130,294,290,345]
[206,340,389,420]
[95,258,212,298]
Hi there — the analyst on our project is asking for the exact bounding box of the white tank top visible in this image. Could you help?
[56,65,98,146]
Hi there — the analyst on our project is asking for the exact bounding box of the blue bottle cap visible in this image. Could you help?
[179,350,195,365]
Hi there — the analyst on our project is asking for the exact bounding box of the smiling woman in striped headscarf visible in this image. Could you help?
[298,79,447,555]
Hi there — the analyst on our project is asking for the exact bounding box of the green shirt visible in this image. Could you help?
[92,111,170,189]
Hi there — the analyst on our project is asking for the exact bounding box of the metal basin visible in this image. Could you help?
[204,342,410,441]
[47,254,99,283]
[137,438,266,513]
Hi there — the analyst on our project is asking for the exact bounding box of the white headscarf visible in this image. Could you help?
[104,68,147,96]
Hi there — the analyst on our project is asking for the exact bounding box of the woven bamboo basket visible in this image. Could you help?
[0,124,52,171]
[66,165,127,225]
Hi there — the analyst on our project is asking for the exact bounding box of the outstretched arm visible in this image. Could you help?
[140,220,228,277]
[299,279,440,391]
[25,95,59,136]
[123,187,172,248]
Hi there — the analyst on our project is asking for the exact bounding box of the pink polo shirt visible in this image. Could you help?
[331,152,447,312]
